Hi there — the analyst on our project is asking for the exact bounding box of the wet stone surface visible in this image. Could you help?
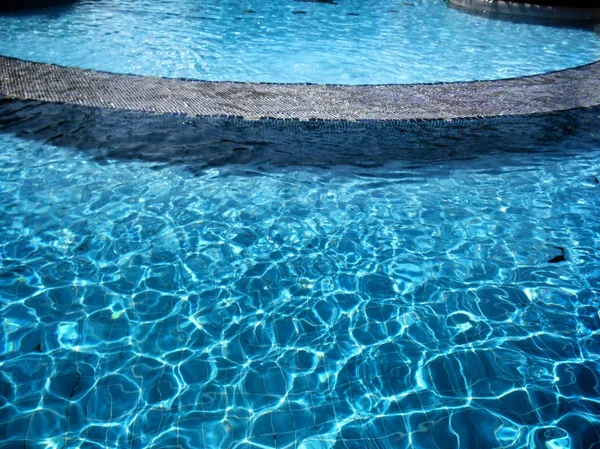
[1,56,600,121]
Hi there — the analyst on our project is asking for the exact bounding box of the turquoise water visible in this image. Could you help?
[0,0,599,84]
[1,102,600,448]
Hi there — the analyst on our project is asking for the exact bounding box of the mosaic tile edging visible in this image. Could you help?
[1,55,600,122]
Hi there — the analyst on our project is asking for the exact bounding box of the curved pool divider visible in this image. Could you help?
[449,0,600,20]
[1,55,600,122]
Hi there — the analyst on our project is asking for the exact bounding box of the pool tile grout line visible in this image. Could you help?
[1,56,600,122]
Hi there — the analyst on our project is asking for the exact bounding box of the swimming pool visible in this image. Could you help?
[1,100,600,448]
[1,1,600,448]
[0,0,599,84]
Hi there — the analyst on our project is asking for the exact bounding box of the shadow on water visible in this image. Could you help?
[0,99,599,173]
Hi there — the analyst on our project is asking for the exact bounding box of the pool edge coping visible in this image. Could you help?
[1,55,600,122]
[449,0,600,20]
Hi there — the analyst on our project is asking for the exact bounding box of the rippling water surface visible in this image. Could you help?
[0,0,600,83]
[1,104,600,449]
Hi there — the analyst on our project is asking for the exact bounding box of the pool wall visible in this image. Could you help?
[1,98,598,169]
[449,0,600,20]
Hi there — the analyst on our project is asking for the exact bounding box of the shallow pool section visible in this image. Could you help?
[1,105,600,448]
[0,0,599,84]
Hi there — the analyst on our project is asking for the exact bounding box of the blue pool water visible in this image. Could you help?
[1,102,600,448]
[0,0,599,84]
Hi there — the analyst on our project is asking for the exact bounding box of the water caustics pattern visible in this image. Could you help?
[0,0,600,84]
[1,104,600,449]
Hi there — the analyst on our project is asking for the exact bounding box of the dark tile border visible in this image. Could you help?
[1,55,600,122]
